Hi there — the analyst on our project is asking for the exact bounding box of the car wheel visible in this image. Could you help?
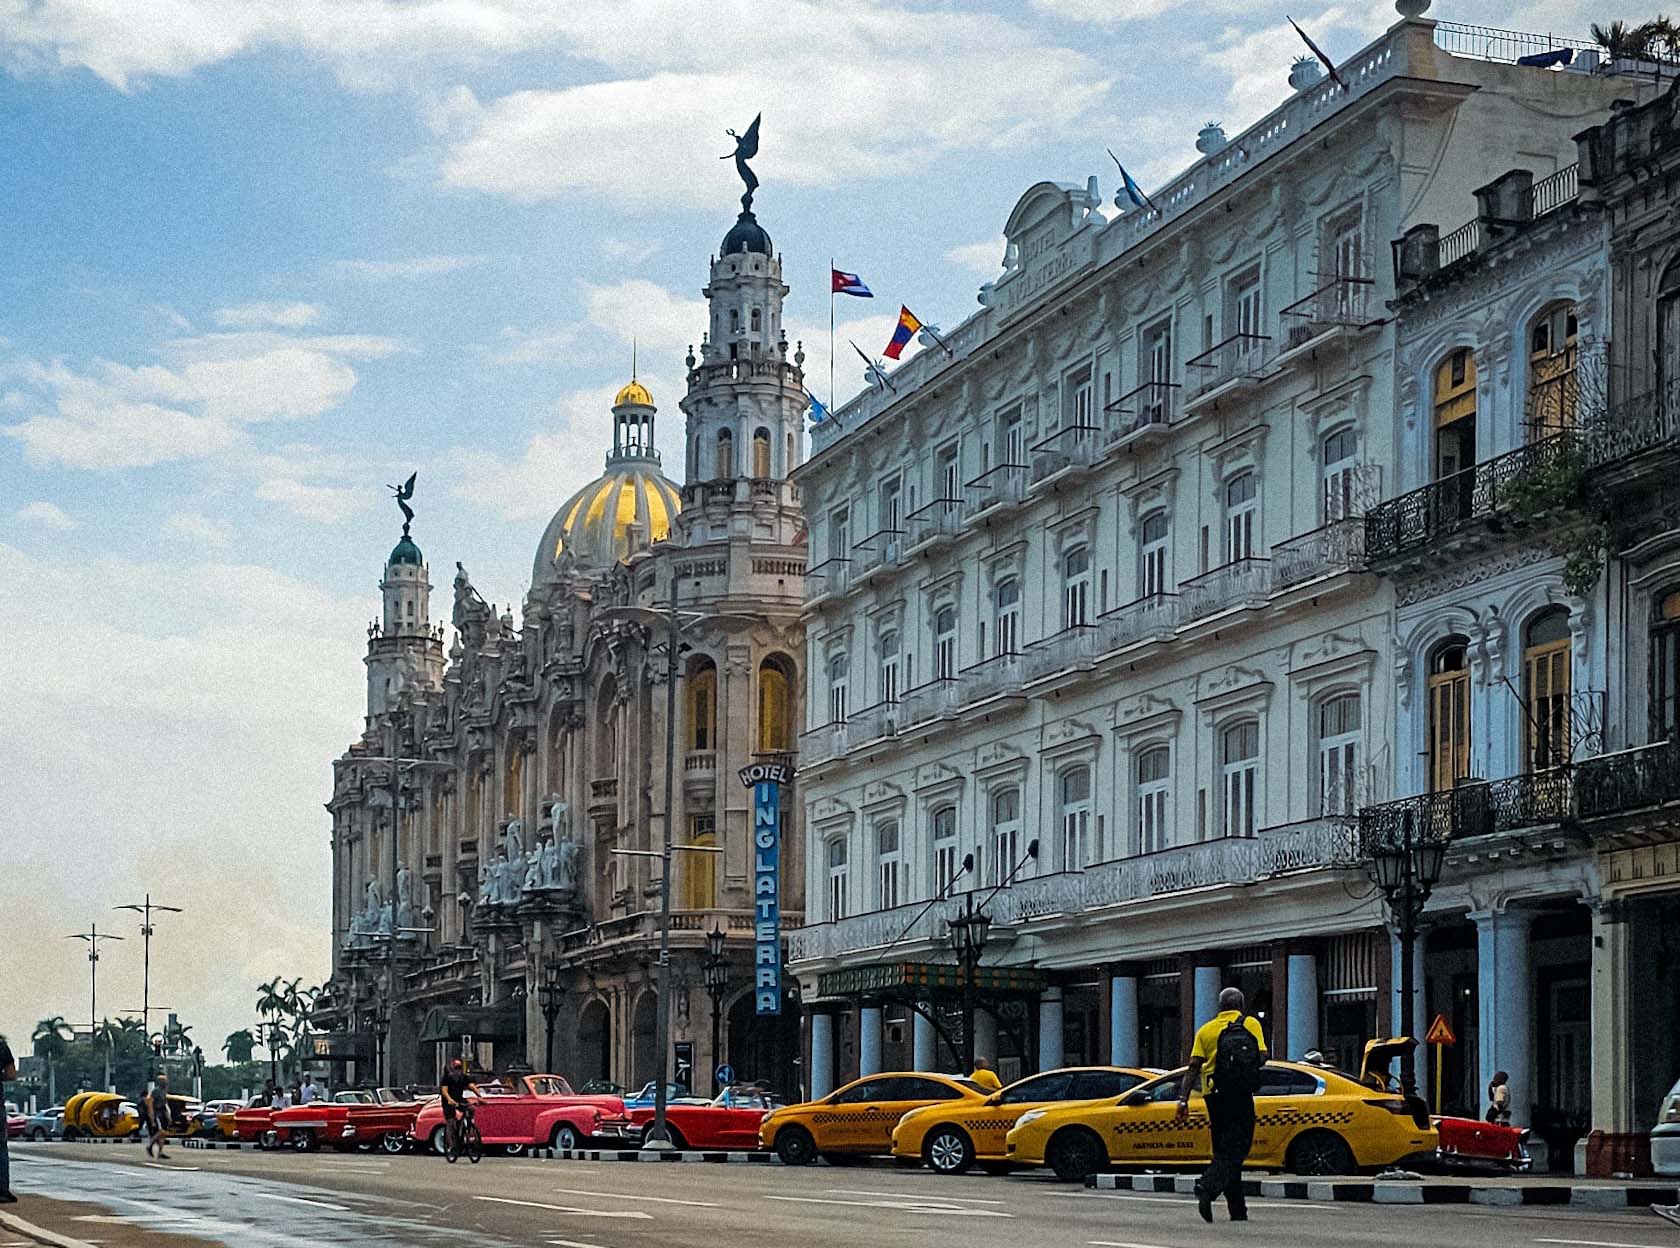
[260,1129,280,1150]
[504,1143,528,1158]
[1046,1127,1107,1183]
[1286,1130,1355,1177]
[430,1127,449,1156]
[380,1132,408,1155]
[924,1126,975,1176]
[774,1126,817,1167]
[31,1129,48,1142]
[291,1130,317,1152]
[551,1124,581,1153]
[666,1127,688,1151]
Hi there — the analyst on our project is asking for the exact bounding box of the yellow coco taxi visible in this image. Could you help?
[1007,1054,1436,1181]
[893,1066,1159,1175]
[760,1072,989,1166]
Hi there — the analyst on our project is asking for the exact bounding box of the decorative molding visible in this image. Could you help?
[861,779,907,810]
[974,739,1028,775]
[1393,544,1553,606]
[810,796,854,824]
[1291,630,1369,672]
[914,761,964,790]
[1043,717,1100,752]
[1197,663,1270,703]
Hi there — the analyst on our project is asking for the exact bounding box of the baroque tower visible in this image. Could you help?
[365,515,444,720]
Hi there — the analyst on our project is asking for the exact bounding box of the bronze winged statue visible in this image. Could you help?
[722,113,762,213]
[388,471,417,532]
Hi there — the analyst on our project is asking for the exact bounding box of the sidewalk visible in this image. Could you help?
[1087,1171,1680,1208]
[1,1194,218,1248]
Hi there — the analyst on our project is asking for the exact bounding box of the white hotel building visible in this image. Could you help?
[786,5,1646,1112]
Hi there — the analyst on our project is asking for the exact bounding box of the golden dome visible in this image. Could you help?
[614,378,654,408]
[532,461,681,585]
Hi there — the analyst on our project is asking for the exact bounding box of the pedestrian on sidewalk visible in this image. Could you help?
[967,1057,1002,1093]
[1176,986,1267,1224]
[1486,1071,1511,1125]
[1,1035,17,1203]
[145,1074,171,1159]
[298,1074,317,1105]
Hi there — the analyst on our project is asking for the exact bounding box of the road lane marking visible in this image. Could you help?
[141,1162,200,1171]
[1090,1241,1185,1248]
[547,1240,610,1248]
[254,1193,349,1211]
[1060,1191,1344,1211]
[542,1186,718,1208]
[764,1195,1011,1218]
[1536,1240,1670,1248]
[474,1196,651,1220]
[828,1188,1007,1205]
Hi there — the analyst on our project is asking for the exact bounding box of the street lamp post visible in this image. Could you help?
[114,895,183,1047]
[1366,810,1447,1096]
[947,893,993,1072]
[369,1001,390,1087]
[64,925,124,1076]
[264,1019,281,1090]
[703,925,729,1094]
[191,1045,204,1100]
[538,957,562,1075]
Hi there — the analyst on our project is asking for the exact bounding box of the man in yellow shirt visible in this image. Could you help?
[966,1057,1002,1093]
[1175,987,1267,1223]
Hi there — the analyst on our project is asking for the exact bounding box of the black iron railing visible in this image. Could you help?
[1581,380,1680,468]
[1575,740,1680,820]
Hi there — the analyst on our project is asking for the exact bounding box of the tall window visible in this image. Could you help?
[1231,267,1263,360]
[1428,638,1472,791]
[1001,407,1024,465]
[1527,303,1579,435]
[937,442,961,501]
[682,813,717,909]
[828,507,850,564]
[1661,259,1680,390]
[717,427,735,478]
[879,630,901,703]
[1321,427,1359,522]
[1058,766,1092,869]
[827,837,849,920]
[752,426,772,477]
[750,306,761,335]
[1651,588,1680,744]
[1317,693,1362,815]
[1140,511,1170,597]
[993,578,1021,656]
[1062,546,1092,628]
[827,653,849,725]
[757,658,794,753]
[689,659,717,751]
[1136,746,1171,854]
[989,787,1022,886]
[1433,349,1477,482]
[1524,607,1572,769]
[876,820,902,909]
[1221,720,1259,838]
[879,477,903,556]
[1144,319,1173,395]
[934,606,958,680]
[1224,472,1258,562]
[1068,367,1094,428]
[932,805,959,894]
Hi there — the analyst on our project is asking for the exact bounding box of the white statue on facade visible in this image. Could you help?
[378,899,394,936]
[504,816,524,863]
[555,833,580,894]
[477,860,492,907]
[540,834,560,890]
[395,866,415,933]
[361,880,384,936]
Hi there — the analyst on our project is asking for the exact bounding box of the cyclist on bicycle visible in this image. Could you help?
[440,1058,478,1155]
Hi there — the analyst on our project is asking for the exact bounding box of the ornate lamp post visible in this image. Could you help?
[1366,811,1447,1096]
[538,957,563,1075]
[703,925,730,1093]
[947,894,993,1073]
[366,1001,390,1088]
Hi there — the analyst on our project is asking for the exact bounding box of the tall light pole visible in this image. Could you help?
[1366,810,1446,1096]
[64,925,124,1047]
[948,893,993,1072]
[114,895,183,1045]
[538,956,563,1076]
[703,925,730,1094]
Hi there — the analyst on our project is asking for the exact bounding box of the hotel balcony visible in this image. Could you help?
[899,677,961,729]
[1028,422,1101,490]
[796,722,846,767]
[1096,593,1183,654]
[587,776,619,815]
[802,555,851,610]
[1581,381,1680,480]
[1180,557,1272,624]
[902,498,962,557]
[958,651,1025,708]
[1022,625,1098,685]
[962,463,1028,522]
[850,528,905,584]
[1104,381,1178,453]
[1184,333,1271,412]
[682,749,717,795]
[846,699,901,749]
[1270,518,1366,592]
[1277,275,1378,361]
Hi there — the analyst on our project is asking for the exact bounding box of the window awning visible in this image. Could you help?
[818,961,1048,1000]
[417,1002,525,1044]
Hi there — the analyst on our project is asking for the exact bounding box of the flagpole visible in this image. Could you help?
[829,256,836,415]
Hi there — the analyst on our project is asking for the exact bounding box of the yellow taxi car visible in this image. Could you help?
[893,1066,1159,1175]
[1006,1047,1435,1181]
[759,1072,988,1166]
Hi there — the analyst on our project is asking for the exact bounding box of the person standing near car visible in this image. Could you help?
[145,1073,171,1159]
[1176,986,1266,1224]
[298,1074,317,1105]
[0,1035,17,1203]
[967,1057,1003,1093]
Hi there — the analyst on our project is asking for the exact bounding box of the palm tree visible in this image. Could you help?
[1593,17,1680,61]
[223,1029,256,1064]
[32,1017,74,1104]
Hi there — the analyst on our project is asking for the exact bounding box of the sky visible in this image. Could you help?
[0,0,1608,1065]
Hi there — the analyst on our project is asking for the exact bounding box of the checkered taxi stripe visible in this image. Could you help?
[1106,1109,1353,1136]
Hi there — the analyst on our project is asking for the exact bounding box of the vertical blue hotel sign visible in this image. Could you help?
[739,761,792,1015]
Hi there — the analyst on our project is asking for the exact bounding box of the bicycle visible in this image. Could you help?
[443,1103,482,1165]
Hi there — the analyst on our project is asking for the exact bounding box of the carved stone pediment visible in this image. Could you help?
[1292,630,1369,671]
[862,779,906,808]
[810,796,854,824]
[1197,664,1271,703]
[1043,717,1099,751]
[914,761,963,789]
[1109,692,1177,728]
[974,739,1026,773]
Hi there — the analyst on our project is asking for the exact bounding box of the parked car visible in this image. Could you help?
[577,1080,623,1096]
[617,1085,783,1149]
[6,1111,26,1140]
[1350,1039,1530,1173]
[621,1081,705,1110]
[893,1066,1160,1175]
[759,1073,990,1166]
[409,1073,629,1155]
[24,1106,65,1141]
[193,1099,244,1139]
[271,1088,421,1153]
[60,1092,140,1140]
[1651,1077,1680,1176]
[232,1096,283,1148]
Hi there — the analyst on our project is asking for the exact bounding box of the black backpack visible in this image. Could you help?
[1214,1013,1264,1095]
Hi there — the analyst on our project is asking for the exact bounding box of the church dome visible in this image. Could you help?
[532,461,681,586]
[721,210,771,256]
[615,378,654,407]
[389,534,423,566]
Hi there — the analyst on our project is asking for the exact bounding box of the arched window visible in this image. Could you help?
[1058,765,1092,869]
[1524,607,1572,769]
[1062,546,1091,628]
[827,653,849,725]
[1433,349,1477,482]
[786,431,796,473]
[931,805,959,894]
[688,658,717,751]
[1317,692,1362,815]
[752,426,772,477]
[1661,258,1680,390]
[716,428,735,479]
[993,578,1020,656]
[826,837,849,920]
[1220,719,1259,837]
[989,786,1022,886]
[756,657,794,753]
[1139,511,1170,597]
[1136,745,1171,854]
[1651,588,1680,743]
[1321,427,1359,522]
[1224,472,1257,562]
[595,675,618,776]
[933,606,958,680]
[1428,637,1471,791]
[879,630,901,704]
[1527,302,1579,435]
[682,813,716,910]
[876,819,901,909]
[750,306,762,335]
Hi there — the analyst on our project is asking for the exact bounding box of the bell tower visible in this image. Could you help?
[365,499,444,721]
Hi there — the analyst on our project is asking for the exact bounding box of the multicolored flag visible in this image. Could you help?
[831,269,873,298]
[883,305,922,360]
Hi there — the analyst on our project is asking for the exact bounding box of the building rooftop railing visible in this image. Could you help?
[1429,21,1600,63]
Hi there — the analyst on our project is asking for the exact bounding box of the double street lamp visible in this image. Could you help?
[1366,811,1447,1096]
[947,895,993,1072]
[538,956,563,1076]
[703,925,730,1094]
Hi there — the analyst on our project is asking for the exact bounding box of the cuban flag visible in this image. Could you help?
[831,269,873,298]
[883,305,922,360]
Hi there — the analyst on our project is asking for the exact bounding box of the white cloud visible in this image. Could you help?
[16,500,75,529]
[163,510,234,547]
[215,300,322,329]
[254,476,366,523]
[583,279,708,353]
[1030,0,1252,23]
[1203,6,1393,130]
[946,237,1007,276]
[244,443,378,524]
[335,253,486,280]
[601,237,661,265]
[486,324,582,367]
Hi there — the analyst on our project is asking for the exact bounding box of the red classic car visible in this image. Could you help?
[231,1098,281,1148]
[409,1074,628,1155]
[620,1086,783,1151]
[1434,1114,1530,1171]
[271,1089,424,1153]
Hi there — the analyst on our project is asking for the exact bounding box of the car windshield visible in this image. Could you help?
[526,1076,573,1097]
[376,1088,406,1103]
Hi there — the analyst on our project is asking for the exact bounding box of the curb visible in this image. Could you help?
[0,1209,101,1248]
[61,1137,142,1146]
[182,1139,247,1150]
[1086,1173,1680,1207]
[550,1148,777,1163]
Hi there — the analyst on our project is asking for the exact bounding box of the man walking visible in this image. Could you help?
[145,1073,171,1159]
[299,1074,317,1105]
[1175,986,1266,1224]
[1,1035,17,1203]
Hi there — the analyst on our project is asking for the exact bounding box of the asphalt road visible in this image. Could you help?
[9,1143,1680,1248]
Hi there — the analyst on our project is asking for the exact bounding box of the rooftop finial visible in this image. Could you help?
[722,112,762,214]
[632,336,638,381]
[388,471,417,536]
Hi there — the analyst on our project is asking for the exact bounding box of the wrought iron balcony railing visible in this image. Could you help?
[1271,518,1366,590]
[962,463,1028,520]
[1180,557,1272,622]
[903,497,962,548]
[958,650,1024,706]
[1581,380,1680,469]
[1528,164,1579,219]
[1575,739,1680,821]
[1022,625,1097,683]
[1186,333,1272,397]
[1104,381,1179,450]
[1029,422,1101,484]
[1097,592,1182,653]
[850,528,905,579]
[1279,274,1377,339]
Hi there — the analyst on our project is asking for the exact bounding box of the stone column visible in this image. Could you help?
[1110,974,1140,1066]
[973,1008,999,1065]
[912,1008,937,1071]
[1474,908,1534,1127]
[1039,987,1065,1071]
[1589,900,1632,1141]
[858,1004,884,1077]
[810,1010,837,1099]
[1193,964,1222,1026]
[1286,952,1320,1060]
